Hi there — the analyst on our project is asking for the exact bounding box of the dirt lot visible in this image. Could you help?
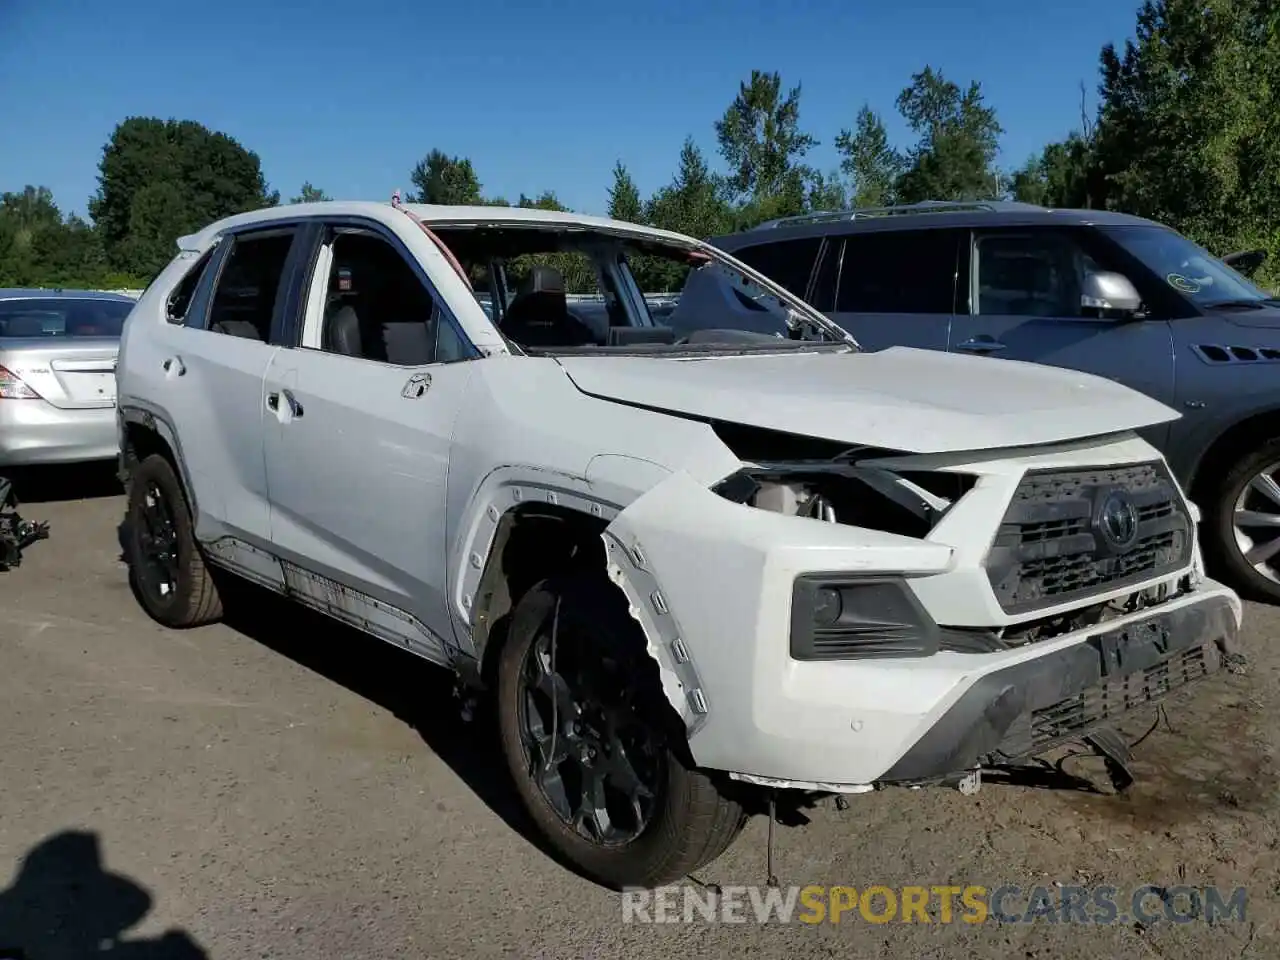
[1,467,1277,959]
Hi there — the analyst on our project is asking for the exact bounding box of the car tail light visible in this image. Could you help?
[0,365,41,399]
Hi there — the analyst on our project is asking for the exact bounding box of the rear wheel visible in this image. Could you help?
[1203,439,1280,604]
[124,453,224,627]
[496,574,744,889]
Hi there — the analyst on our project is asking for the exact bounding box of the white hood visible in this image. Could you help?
[556,346,1179,454]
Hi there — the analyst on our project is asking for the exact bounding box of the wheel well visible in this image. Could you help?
[121,421,178,479]
[1189,409,1280,503]
[473,504,609,691]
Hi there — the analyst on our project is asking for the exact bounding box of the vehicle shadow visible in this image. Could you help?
[216,583,558,867]
[0,829,207,959]
[2,462,122,504]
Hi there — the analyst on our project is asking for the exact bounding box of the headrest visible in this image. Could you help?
[324,304,363,357]
[518,265,565,297]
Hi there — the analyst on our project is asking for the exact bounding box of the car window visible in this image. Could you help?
[974,232,1098,318]
[1100,224,1271,306]
[731,238,821,299]
[0,298,133,338]
[205,231,295,341]
[166,250,216,324]
[314,229,471,365]
[836,230,959,314]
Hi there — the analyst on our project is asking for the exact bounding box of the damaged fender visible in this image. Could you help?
[602,470,955,771]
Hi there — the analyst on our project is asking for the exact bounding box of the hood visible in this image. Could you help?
[1220,305,1280,330]
[556,346,1179,455]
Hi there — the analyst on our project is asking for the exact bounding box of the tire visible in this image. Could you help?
[496,573,744,889]
[123,453,224,627]
[1201,437,1280,604]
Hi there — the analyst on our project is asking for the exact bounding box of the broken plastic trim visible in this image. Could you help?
[0,477,50,571]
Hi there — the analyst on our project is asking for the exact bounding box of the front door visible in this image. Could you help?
[262,220,479,663]
[951,227,1177,449]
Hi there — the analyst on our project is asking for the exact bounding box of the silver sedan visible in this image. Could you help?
[0,289,135,466]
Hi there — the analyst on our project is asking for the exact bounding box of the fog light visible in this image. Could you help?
[814,587,843,626]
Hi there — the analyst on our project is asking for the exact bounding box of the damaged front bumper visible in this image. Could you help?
[879,587,1242,783]
[602,470,1244,791]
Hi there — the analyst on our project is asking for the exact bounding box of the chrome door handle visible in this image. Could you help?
[955,337,1007,354]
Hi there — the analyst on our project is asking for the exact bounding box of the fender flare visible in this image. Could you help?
[453,465,708,732]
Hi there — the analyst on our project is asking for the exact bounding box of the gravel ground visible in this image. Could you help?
[0,467,1276,959]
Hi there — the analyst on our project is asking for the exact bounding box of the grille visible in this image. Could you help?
[985,462,1192,614]
[1028,645,1210,749]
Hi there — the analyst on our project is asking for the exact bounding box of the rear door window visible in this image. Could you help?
[836,230,961,314]
[203,230,297,341]
[731,238,822,299]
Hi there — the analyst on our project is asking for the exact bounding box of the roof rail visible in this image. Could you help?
[751,200,1046,230]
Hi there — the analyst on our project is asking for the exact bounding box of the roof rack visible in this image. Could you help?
[751,200,1047,230]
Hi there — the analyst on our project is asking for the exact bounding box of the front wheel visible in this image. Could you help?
[496,574,744,889]
[1203,439,1280,604]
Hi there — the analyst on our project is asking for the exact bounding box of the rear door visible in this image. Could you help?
[949,227,1177,446]
[138,226,301,550]
[820,228,962,352]
[0,297,133,408]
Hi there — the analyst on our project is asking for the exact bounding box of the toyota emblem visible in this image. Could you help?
[1099,490,1140,550]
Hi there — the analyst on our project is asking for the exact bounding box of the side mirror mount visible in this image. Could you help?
[1082,270,1143,316]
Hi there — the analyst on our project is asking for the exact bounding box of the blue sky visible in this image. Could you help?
[1,0,1141,218]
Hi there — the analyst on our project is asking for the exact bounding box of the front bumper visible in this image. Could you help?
[880,585,1240,782]
[603,470,1243,789]
[0,399,118,466]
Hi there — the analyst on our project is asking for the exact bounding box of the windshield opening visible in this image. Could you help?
[1101,225,1270,306]
[427,224,853,354]
[0,297,133,338]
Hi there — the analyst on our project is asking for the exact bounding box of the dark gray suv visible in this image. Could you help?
[678,200,1280,604]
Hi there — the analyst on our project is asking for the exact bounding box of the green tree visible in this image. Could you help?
[517,190,569,211]
[805,170,848,213]
[1091,0,1279,283]
[714,69,817,216]
[646,138,729,240]
[834,106,903,207]
[89,117,277,279]
[0,186,126,288]
[607,162,644,223]
[409,150,483,205]
[894,67,1004,203]
[290,182,331,203]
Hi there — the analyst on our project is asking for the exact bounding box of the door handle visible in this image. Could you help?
[955,337,1007,354]
[401,373,431,399]
[162,357,186,378]
[267,389,303,421]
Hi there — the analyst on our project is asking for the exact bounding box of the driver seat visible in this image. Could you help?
[500,266,595,347]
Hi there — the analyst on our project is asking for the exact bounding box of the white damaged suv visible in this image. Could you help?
[116,200,1244,888]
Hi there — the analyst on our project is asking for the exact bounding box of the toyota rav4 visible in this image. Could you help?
[115,200,1244,889]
